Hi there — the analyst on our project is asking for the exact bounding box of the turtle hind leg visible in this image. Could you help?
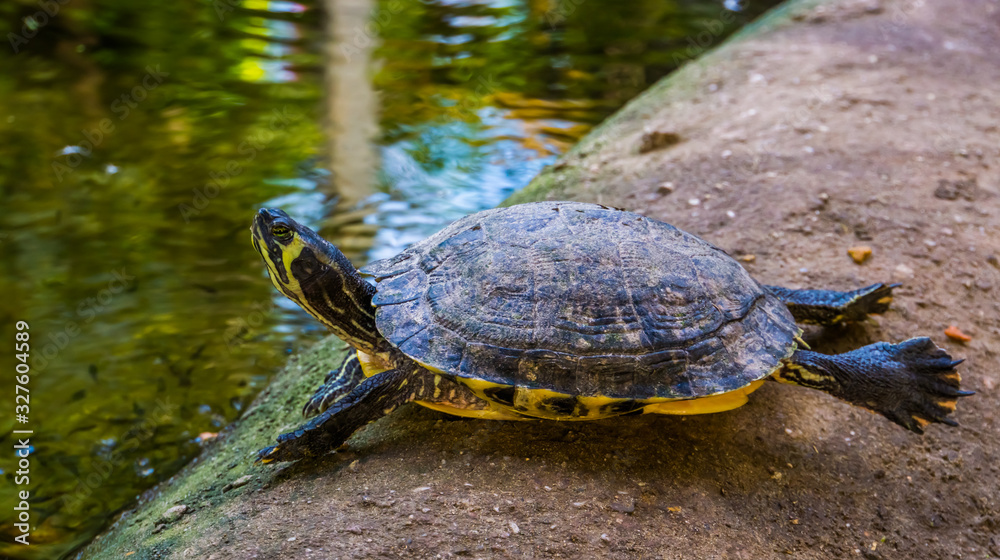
[258,365,434,464]
[772,337,973,433]
[302,353,366,418]
[765,283,900,325]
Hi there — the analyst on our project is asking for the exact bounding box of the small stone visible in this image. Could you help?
[160,505,188,524]
[639,130,682,153]
[509,521,520,534]
[687,198,701,206]
[848,246,872,264]
[287,536,296,542]
[726,210,736,218]
[223,475,253,492]
[152,523,166,534]
[934,178,978,201]
[572,501,587,508]
[610,497,635,514]
[739,254,756,263]
[344,525,363,535]
[656,182,674,195]
[987,255,999,269]
[944,325,972,343]
[600,533,611,543]
[893,263,915,281]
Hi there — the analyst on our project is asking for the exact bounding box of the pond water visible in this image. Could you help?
[0,0,780,557]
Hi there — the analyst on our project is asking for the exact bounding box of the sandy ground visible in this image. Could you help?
[79,0,1000,558]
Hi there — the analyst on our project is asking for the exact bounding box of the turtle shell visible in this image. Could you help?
[360,202,799,400]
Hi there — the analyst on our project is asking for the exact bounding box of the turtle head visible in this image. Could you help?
[251,208,343,286]
[251,208,380,352]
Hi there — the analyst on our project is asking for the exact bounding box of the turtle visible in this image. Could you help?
[250,201,971,463]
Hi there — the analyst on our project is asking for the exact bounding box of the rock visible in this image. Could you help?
[639,130,682,153]
[987,255,999,269]
[934,178,979,201]
[848,246,872,264]
[944,325,972,343]
[223,475,253,492]
[892,263,915,281]
[610,497,635,514]
[656,182,674,195]
[160,505,188,524]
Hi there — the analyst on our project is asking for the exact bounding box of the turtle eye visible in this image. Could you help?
[271,225,292,238]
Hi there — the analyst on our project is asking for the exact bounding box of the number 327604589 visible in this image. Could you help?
[15,321,29,418]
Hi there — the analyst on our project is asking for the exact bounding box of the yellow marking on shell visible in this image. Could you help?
[458,377,767,420]
[643,380,765,415]
[829,314,845,324]
[914,416,931,428]
[876,296,893,306]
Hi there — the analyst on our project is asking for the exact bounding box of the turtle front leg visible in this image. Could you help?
[764,283,899,325]
[302,353,367,418]
[257,364,435,464]
[771,337,973,433]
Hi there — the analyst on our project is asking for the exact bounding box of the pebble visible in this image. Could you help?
[726,210,736,218]
[160,505,188,524]
[638,130,682,153]
[657,182,674,195]
[509,521,520,534]
[688,198,701,206]
[987,255,999,269]
[848,246,872,264]
[893,263,915,280]
[944,325,972,343]
[223,475,253,492]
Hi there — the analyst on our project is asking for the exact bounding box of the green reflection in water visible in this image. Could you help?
[0,0,778,557]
